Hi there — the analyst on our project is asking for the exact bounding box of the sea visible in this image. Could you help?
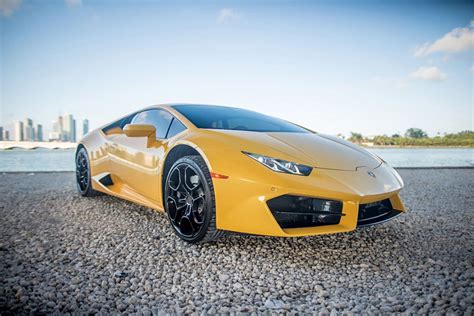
[0,147,472,172]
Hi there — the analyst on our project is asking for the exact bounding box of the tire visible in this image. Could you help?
[164,155,225,243]
[75,147,100,197]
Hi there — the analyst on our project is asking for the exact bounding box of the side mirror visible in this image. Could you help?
[123,124,156,147]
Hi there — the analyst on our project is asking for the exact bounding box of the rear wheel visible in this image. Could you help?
[164,156,224,243]
[75,147,100,197]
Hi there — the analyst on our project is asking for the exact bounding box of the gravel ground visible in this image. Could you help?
[0,169,473,314]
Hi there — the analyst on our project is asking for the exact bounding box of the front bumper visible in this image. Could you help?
[211,157,405,237]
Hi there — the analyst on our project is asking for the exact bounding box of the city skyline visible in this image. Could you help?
[1,114,89,142]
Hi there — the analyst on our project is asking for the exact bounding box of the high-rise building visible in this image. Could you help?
[52,117,62,141]
[4,130,9,141]
[71,119,76,142]
[51,116,67,141]
[0,127,3,141]
[48,131,61,141]
[14,121,24,141]
[63,114,76,142]
[36,124,43,142]
[24,118,35,141]
[83,119,89,137]
[52,119,59,133]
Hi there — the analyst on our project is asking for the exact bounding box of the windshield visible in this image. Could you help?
[172,104,311,133]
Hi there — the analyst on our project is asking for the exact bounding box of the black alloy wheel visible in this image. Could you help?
[75,147,99,197]
[164,156,224,243]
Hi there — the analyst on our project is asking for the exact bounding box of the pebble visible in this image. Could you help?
[264,299,285,309]
[114,271,128,278]
[0,170,472,314]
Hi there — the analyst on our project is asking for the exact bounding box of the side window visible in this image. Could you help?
[166,118,187,138]
[131,109,173,139]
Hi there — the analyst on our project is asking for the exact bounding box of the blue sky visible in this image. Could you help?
[1,0,473,138]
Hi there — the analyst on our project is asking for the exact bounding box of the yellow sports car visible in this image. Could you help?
[76,104,405,243]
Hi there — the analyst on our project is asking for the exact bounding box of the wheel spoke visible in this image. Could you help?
[168,167,183,191]
[184,166,199,191]
[190,207,204,225]
[192,190,205,202]
[168,197,188,221]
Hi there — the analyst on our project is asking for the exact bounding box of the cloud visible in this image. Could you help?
[410,66,447,81]
[414,20,474,57]
[217,8,238,24]
[65,0,82,7]
[471,65,474,74]
[0,0,21,16]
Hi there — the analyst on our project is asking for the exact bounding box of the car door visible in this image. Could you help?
[107,109,174,205]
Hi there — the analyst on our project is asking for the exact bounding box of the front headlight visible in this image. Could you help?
[242,151,313,176]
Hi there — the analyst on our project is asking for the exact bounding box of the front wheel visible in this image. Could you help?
[164,156,224,243]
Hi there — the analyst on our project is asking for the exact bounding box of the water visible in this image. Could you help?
[0,147,472,172]
[0,148,76,172]
[368,148,473,168]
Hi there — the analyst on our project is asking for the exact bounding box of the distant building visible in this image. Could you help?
[0,126,3,141]
[63,114,72,141]
[63,114,76,142]
[36,124,43,142]
[52,117,63,141]
[51,115,69,141]
[72,119,76,142]
[4,130,10,141]
[83,119,89,137]
[14,121,24,141]
[24,118,35,141]
[48,132,61,142]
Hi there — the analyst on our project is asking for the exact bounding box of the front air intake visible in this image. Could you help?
[267,195,344,229]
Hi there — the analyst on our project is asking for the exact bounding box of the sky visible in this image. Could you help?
[0,0,473,139]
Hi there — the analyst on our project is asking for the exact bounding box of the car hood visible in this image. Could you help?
[267,132,381,171]
[203,130,382,171]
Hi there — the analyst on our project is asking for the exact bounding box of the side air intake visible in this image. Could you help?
[357,199,402,227]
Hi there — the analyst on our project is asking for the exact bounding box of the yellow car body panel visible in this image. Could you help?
[79,104,405,237]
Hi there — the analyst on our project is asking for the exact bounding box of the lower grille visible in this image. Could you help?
[357,199,401,227]
[267,195,344,229]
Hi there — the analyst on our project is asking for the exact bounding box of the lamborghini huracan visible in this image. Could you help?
[76,104,405,243]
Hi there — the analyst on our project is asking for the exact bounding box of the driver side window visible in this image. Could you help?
[131,109,173,139]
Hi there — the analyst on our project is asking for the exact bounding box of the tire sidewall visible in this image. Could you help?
[76,147,92,196]
[164,157,214,243]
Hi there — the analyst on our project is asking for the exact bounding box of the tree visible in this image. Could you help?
[405,128,427,139]
[349,132,363,143]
